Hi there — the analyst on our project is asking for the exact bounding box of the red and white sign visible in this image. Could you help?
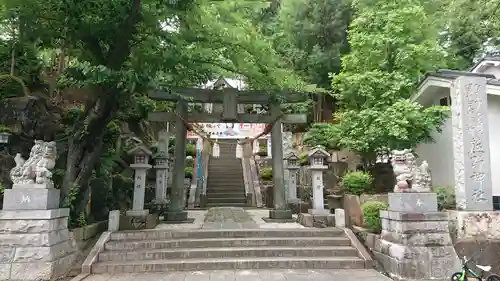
[187,123,268,139]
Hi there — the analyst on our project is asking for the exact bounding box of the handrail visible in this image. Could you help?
[249,156,264,207]
[241,157,252,206]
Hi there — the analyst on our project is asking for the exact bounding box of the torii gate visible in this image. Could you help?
[148,87,308,222]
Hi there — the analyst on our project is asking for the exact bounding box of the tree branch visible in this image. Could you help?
[106,0,142,69]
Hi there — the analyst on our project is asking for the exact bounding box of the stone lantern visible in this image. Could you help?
[127,145,152,217]
[154,151,168,203]
[284,151,300,202]
[0,132,10,153]
[307,146,330,215]
[0,132,10,144]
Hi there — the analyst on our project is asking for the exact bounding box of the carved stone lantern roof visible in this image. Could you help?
[308,145,330,170]
[284,151,300,170]
[307,146,330,159]
[128,144,153,169]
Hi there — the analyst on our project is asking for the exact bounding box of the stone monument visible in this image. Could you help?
[374,156,459,280]
[0,140,76,281]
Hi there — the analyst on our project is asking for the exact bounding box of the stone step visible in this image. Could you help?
[98,246,358,262]
[104,237,351,250]
[206,182,244,187]
[92,256,364,273]
[205,192,245,198]
[206,188,245,192]
[205,203,247,207]
[206,198,247,204]
[108,229,347,241]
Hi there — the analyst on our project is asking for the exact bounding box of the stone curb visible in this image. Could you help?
[343,228,374,269]
[81,231,112,274]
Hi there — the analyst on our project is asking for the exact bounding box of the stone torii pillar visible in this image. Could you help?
[127,145,152,217]
[165,100,191,222]
[266,103,293,220]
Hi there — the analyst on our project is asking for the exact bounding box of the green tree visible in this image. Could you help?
[332,0,449,164]
[3,0,307,214]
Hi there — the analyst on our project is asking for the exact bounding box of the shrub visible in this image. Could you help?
[341,171,374,195]
[184,167,194,179]
[362,200,388,233]
[186,144,196,157]
[298,152,309,166]
[185,157,195,168]
[435,186,456,211]
[260,167,273,181]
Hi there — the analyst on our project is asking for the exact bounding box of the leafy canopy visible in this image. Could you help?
[329,0,449,158]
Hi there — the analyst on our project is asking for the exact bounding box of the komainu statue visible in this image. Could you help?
[391,149,432,192]
[10,140,58,187]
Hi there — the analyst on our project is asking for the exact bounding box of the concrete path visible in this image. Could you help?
[79,269,392,281]
[154,208,304,230]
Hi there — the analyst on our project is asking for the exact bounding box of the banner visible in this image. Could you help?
[187,123,268,139]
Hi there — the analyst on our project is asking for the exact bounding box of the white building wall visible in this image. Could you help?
[415,93,500,196]
[488,94,500,196]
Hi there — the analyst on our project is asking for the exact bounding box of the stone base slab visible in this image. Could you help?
[308,208,330,216]
[268,209,293,220]
[380,210,448,221]
[164,211,188,222]
[0,209,69,220]
[288,201,309,214]
[388,192,438,212]
[0,216,68,234]
[13,183,54,189]
[448,210,500,240]
[261,217,296,223]
[3,188,60,210]
[119,214,158,231]
[125,209,149,217]
[297,213,335,228]
[0,251,76,281]
[162,218,195,224]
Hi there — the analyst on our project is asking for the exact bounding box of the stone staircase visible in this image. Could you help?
[90,228,367,273]
[206,140,247,207]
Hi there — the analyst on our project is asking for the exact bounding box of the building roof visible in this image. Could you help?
[416,69,496,89]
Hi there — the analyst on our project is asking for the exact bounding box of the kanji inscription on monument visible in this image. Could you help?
[451,76,492,211]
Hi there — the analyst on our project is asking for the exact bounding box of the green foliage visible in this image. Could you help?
[331,0,450,160]
[186,144,196,157]
[298,152,309,166]
[303,123,342,151]
[362,200,388,233]
[0,182,4,195]
[435,186,456,211]
[341,171,373,195]
[0,124,10,133]
[185,157,194,168]
[260,167,273,181]
[264,0,352,88]
[184,167,194,179]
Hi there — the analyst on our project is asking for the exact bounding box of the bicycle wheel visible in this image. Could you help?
[451,272,467,281]
[486,274,500,281]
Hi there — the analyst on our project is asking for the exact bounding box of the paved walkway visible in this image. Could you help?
[155,208,304,230]
[80,269,392,281]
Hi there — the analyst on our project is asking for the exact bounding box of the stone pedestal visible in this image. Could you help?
[373,193,459,280]
[309,169,328,215]
[286,167,299,203]
[0,185,76,281]
[128,163,151,217]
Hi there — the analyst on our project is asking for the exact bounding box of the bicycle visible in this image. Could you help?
[451,256,500,281]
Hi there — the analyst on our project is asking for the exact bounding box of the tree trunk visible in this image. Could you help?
[60,96,115,207]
